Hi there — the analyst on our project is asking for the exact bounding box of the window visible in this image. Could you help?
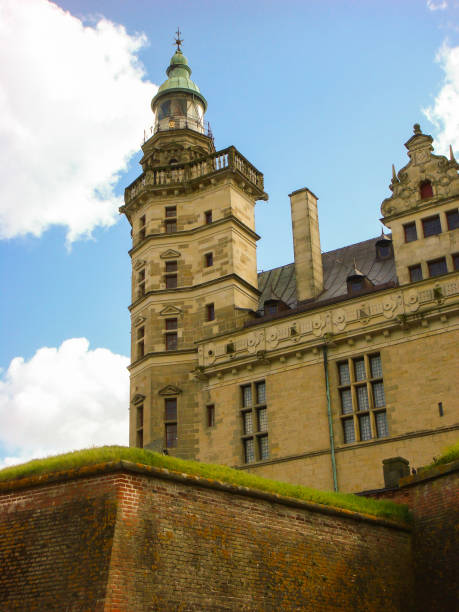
[241,381,268,463]
[165,318,177,330]
[165,261,177,288]
[136,404,144,448]
[428,257,447,277]
[165,275,177,289]
[404,222,417,243]
[165,331,177,351]
[420,180,433,199]
[138,268,146,296]
[446,208,459,231]
[376,243,392,259]
[205,303,215,321]
[165,206,176,218]
[205,252,213,267]
[422,215,441,238]
[205,210,212,224]
[337,353,388,444]
[136,326,145,360]
[264,301,279,315]
[165,220,177,233]
[206,404,215,427]
[453,253,459,271]
[409,264,423,282]
[165,260,177,273]
[139,215,146,241]
[164,398,177,448]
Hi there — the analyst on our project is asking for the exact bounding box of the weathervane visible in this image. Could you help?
[174,28,183,51]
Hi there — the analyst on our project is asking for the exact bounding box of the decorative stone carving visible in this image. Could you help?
[312,315,325,337]
[132,393,145,405]
[160,249,181,259]
[204,343,216,365]
[382,295,400,319]
[266,327,279,348]
[247,331,264,354]
[133,315,146,327]
[134,259,146,270]
[404,290,420,312]
[332,309,346,332]
[158,385,182,396]
[159,305,182,316]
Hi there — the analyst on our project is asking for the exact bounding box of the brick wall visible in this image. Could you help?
[0,462,413,611]
[368,460,459,612]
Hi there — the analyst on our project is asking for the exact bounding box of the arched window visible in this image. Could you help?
[420,180,433,199]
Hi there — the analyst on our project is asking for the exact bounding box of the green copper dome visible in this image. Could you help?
[151,50,207,112]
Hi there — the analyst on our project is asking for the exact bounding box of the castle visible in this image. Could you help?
[120,40,459,493]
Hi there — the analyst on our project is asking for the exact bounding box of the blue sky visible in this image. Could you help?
[0,0,458,465]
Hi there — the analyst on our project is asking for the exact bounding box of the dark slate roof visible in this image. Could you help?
[257,236,397,311]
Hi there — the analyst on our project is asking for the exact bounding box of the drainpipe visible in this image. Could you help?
[322,344,338,492]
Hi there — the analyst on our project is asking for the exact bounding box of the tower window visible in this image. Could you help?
[205,210,212,224]
[165,318,177,330]
[206,404,215,427]
[136,326,145,360]
[204,252,213,267]
[164,398,177,448]
[205,303,215,321]
[446,208,459,231]
[139,215,146,240]
[165,275,177,289]
[427,257,447,277]
[165,220,177,233]
[138,269,146,296]
[165,206,176,218]
[422,215,441,238]
[409,264,423,282]
[165,260,177,273]
[136,404,144,448]
[404,222,417,243]
[420,180,433,199]
[453,253,459,271]
[165,332,177,351]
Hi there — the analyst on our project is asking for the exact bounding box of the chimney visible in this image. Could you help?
[289,188,323,301]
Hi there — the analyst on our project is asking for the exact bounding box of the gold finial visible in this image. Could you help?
[174,28,184,52]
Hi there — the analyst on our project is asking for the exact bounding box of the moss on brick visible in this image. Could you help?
[0,446,411,522]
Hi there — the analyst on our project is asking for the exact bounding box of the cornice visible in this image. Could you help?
[129,272,260,311]
[129,214,260,257]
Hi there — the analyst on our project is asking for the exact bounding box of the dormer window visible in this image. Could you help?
[375,234,392,260]
[420,179,433,200]
[264,300,279,315]
[346,266,373,296]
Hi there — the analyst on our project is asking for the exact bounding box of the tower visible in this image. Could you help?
[120,35,267,458]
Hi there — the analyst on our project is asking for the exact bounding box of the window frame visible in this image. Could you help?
[446,208,459,231]
[204,210,212,225]
[403,222,417,243]
[337,353,388,445]
[136,403,144,448]
[240,380,269,464]
[205,303,215,322]
[204,252,214,267]
[164,397,178,449]
[409,264,423,283]
[422,215,441,238]
[427,257,447,278]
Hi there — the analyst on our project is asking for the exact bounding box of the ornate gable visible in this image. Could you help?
[381,124,459,219]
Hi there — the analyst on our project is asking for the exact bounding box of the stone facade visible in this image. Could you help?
[121,46,459,493]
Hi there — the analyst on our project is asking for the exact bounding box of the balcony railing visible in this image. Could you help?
[125,146,265,204]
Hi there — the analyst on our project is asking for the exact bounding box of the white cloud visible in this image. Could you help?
[424,43,459,154]
[0,0,156,244]
[0,338,129,468]
[426,0,448,10]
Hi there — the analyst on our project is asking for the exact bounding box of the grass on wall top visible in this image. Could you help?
[430,439,459,467]
[0,445,411,522]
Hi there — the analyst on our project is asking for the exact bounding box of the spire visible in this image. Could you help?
[174,27,183,52]
[450,145,457,164]
[392,164,397,181]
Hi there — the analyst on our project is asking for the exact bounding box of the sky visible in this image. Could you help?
[0,0,458,467]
